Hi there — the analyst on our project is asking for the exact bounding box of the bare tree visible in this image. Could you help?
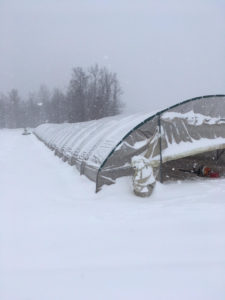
[8,89,21,128]
[0,65,124,128]
[50,89,67,123]
[0,93,7,128]
[67,64,123,122]
[67,67,88,122]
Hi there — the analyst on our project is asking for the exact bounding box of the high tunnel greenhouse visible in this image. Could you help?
[34,95,225,192]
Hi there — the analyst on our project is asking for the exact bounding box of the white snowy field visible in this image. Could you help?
[0,129,225,300]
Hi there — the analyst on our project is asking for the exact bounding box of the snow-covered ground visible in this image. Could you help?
[0,129,225,300]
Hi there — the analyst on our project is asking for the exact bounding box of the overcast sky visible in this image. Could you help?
[1,0,225,112]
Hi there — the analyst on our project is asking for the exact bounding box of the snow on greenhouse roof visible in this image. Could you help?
[34,112,155,167]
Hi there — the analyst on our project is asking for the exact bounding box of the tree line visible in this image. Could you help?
[0,65,123,129]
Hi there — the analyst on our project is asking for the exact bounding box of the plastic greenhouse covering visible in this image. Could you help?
[34,95,225,191]
[34,113,153,190]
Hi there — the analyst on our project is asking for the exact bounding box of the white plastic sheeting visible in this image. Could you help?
[146,112,225,166]
[34,112,152,173]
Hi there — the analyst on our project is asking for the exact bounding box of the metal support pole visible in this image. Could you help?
[158,114,163,183]
[216,149,225,162]
[216,149,219,161]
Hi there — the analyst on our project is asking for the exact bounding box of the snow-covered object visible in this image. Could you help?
[34,95,225,192]
[22,128,31,135]
[131,155,156,197]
